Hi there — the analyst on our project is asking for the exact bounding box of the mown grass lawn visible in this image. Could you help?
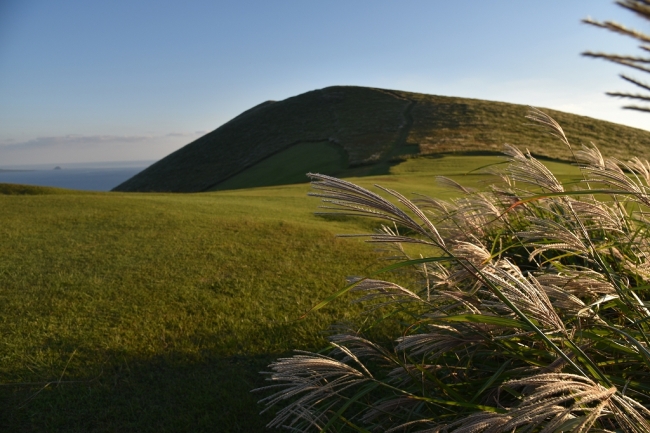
[0,155,581,432]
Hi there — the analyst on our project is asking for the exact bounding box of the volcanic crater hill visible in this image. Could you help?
[113,86,650,192]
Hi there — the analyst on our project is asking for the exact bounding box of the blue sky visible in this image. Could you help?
[0,0,648,166]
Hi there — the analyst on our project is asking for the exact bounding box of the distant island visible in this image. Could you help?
[113,85,650,193]
[54,166,62,170]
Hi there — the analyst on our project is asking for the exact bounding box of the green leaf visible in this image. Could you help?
[430,314,531,330]
[578,331,639,356]
[371,380,506,414]
[563,339,612,386]
[598,324,650,371]
[470,359,511,403]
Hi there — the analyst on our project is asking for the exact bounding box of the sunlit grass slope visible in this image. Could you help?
[113,85,650,192]
[1,155,582,432]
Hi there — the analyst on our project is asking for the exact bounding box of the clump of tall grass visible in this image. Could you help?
[256,109,650,432]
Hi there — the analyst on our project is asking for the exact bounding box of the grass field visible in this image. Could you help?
[0,155,582,432]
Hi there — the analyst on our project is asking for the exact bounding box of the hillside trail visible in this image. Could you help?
[375,89,417,164]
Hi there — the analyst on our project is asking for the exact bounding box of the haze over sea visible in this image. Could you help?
[0,161,154,191]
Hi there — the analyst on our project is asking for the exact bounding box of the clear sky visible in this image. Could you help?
[0,0,648,166]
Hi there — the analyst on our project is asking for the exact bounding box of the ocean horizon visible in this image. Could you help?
[0,162,153,191]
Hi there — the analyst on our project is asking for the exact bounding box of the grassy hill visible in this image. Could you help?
[4,89,647,430]
[0,155,585,432]
[113,85,650,192]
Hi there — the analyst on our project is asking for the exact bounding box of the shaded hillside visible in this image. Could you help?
[113,86,650,192]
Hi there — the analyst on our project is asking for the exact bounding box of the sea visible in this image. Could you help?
[0,161,155,192]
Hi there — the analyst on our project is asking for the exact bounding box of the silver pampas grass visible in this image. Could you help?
[256,111,650,432]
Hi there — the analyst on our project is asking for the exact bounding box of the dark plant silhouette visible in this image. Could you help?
[583,0,650,112]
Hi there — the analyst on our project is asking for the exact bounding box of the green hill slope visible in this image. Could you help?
[113,86,650,192]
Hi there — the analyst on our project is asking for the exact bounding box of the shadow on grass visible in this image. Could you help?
[1,352,281,433]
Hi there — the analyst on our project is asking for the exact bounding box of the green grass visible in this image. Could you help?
[0,155,581,431]
[213,141,346,191]
[0,190,377,432]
